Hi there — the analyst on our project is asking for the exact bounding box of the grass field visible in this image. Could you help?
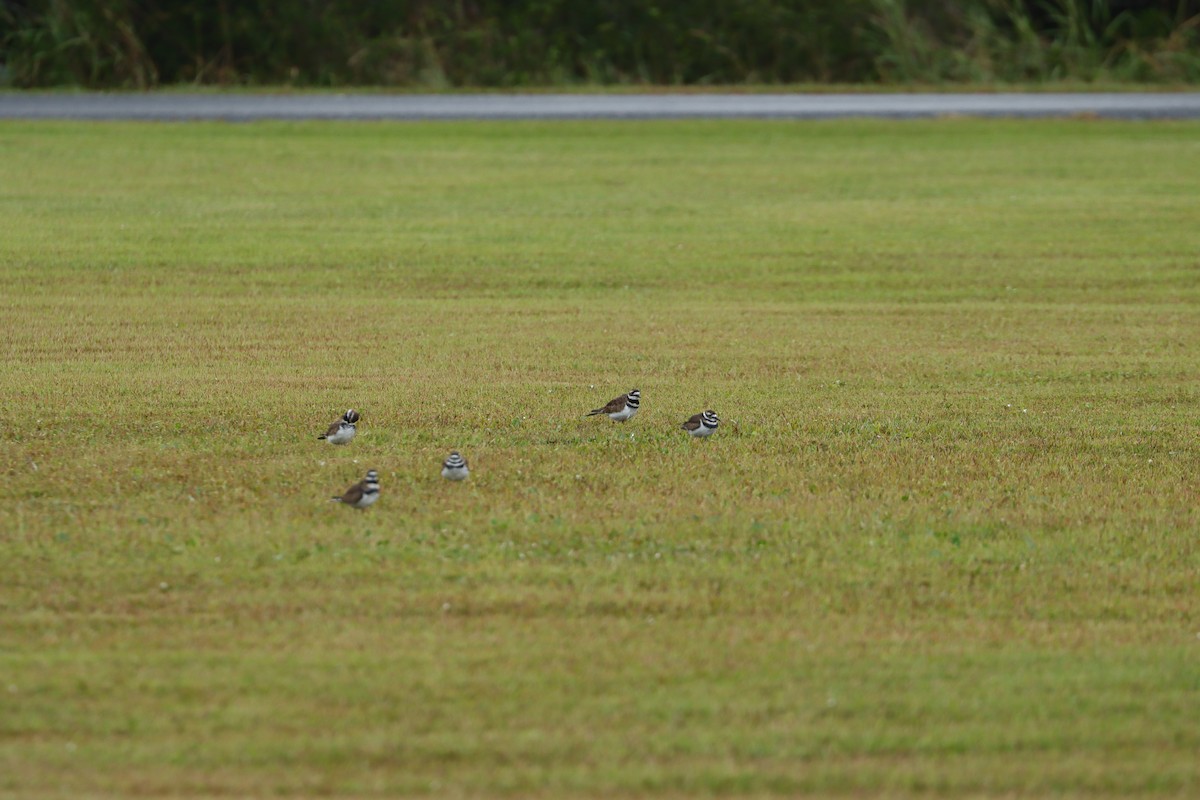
[1,118,1198,798]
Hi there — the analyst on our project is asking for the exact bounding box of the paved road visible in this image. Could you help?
[2,92,1198,121]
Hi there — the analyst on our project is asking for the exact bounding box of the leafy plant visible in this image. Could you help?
[1,0,1197,87]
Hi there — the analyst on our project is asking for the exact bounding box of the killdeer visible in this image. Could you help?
[330,469,379,509]
[682,410,719,438]
[318,409,359,445]
[441,451,469,481]
[586,389,640,422]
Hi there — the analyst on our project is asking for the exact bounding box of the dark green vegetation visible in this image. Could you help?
[2,0,1199,88]
[1,119,1199,797]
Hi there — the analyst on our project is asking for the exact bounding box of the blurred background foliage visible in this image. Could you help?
[1,0,1197,88]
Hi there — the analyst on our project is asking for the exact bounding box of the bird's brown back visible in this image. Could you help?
[338,481,365,504]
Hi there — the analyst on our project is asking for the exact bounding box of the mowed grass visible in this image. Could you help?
[1,118,1198,798]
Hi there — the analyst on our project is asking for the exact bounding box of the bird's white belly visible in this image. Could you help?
[691,425,715,438]
[442,466,469,481]
[609,406,637,422]
[327,428,355,445]
[355,492,379,508]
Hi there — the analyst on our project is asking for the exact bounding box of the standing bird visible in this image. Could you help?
[586,389,640,422]
[330,469,380,509]
[318,409,360,445]
[441,451,470,481]
[682,410,720,438]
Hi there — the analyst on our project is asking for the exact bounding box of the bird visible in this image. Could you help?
[318,409,359,445]
[330,469,379,509]
[682,410,719,437]
[441,451,469,481]
[586,389,640,422]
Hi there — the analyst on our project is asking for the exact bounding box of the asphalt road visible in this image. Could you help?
[2,92,1199,121]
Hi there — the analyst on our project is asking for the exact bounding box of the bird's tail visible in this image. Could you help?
[585,409,602,417]
[329,496,342,503]
[317,434,327,440]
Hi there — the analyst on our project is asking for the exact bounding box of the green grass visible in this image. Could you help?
[1,118,1198,798]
